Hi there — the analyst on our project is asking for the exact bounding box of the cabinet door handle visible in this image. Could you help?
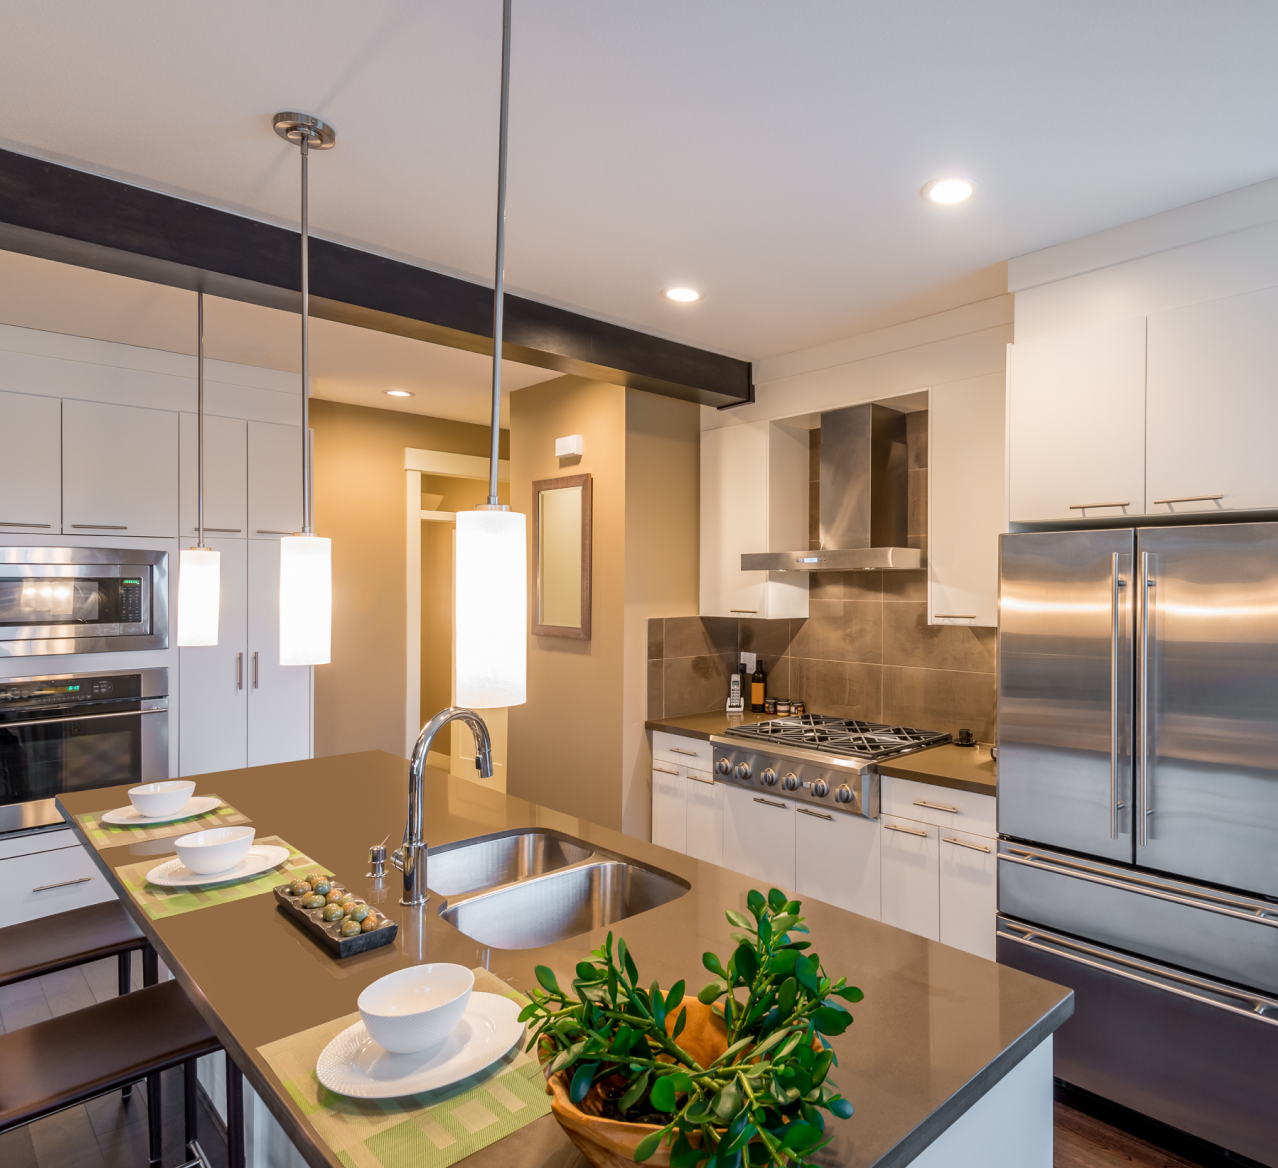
[71,524,127,530]
[0,521,52,528]
[913,799,959,814]
[670,747,698,756]
[255,529,296,535]
[1151,494,1223,506]
[797,807,833,821]
[653,766,679,775]
[1068,502,1130,511]
[753,797,787,809]
[33,876,93,892]
[236,652,244,690]
[933,614,976,620]
[942,835,991,854]
[687,774,716,786]
[194,526,243,533]
[884,822,929,837]
[252,651,260,689]
[729,609,757,614]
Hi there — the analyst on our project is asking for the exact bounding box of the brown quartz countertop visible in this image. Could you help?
[648,715,997,797]
[58,751,1064,1168]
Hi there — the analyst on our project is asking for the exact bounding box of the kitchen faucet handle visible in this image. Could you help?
[390,847,404,874]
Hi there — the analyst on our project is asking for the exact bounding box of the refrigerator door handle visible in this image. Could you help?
[1110,552,1129,840]
[1138,550,1153,847]
[998,920,1278,1025]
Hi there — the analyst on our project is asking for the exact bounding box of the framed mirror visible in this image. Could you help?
[532,473,592,639]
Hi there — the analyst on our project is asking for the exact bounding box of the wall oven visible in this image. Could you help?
[0,547,168,656]
[0,668,169,833]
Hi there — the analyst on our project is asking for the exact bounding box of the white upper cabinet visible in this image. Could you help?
[248,421,303,537]
[62,399,178,537]
[0,391,61,535]
[700,420,808,619]
[1007,316,1147,523]
[928,376,1005,627]
[180,414,248,538]
[246,538,311,766]
[1146,285,1278,514]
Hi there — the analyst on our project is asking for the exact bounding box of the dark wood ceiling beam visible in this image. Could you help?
[0,147,752,408]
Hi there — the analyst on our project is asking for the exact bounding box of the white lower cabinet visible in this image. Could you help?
[722,784,795,890]
[685,772,723,866]
[939,827,997,960]
[0,829,116,925]
[880,814,940,941]
[651,764,687,854]
[795,805,880,919]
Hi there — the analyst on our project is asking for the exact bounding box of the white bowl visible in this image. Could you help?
[173,826,256,875]
[358,964,475,1054]
[128,780,196,818]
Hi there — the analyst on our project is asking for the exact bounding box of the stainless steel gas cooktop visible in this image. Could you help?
[725,714,950,760]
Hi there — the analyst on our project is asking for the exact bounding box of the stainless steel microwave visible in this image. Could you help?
[0,547,169,656]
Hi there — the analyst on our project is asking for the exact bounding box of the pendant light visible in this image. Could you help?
[273,112,335,667]
[455,0,526,709]
[176,292,220,647]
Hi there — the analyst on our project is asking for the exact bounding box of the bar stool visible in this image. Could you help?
[0,900,149,993]
[0,979,241,1168]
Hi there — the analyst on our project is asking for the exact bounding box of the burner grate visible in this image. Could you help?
[726,715,950,760]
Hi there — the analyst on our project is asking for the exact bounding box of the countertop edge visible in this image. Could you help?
[645,718,715,742]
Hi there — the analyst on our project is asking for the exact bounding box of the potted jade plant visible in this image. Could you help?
[519,888,862,1168]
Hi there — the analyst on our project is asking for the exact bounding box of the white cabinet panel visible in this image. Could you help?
[2,839,116,925]
[248,421,303,537]
[247,538,311,766]
[700,421,808,619]
[929,376,1005,628]
[795,806,880,919]
[62,399,178,536]
[181,414,247,537]
[1147,285,1278,514]
[939,828,996,960]
[685,773,723,866]
[880,814,939,941]
[651,765,687,853]
[881,776,997,838]
[179,538,248,776]
[652,731,713,771]
[0,390,61,534]
[1007,316,1146,523]
[722,784,795,890]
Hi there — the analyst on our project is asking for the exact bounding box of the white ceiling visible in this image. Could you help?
[1,1,1276,361]
[0,249,557,426]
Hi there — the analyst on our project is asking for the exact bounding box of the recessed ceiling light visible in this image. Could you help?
[385,389,414,398]
[921,178,975,205]
[663,287,701,303]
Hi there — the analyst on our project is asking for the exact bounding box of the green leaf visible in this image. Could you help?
[734,942,759,985]
[698,979,727,1004]
[828,1096,854,1120]
[725,1120,756,1154]
[746,889,766,915]
[795,954,818,993]
[569,1061,598,1104]
[634,1129,666,1162]
[618,1070,650,1113]
[712,1077,744,1124]
[670,1131,701,1168]
[767,888,788,912]
[780,1122,821,1153]
[777,976,798,1017]
[672,1006,688,1040]
[770,913,798,935]
[651,981,667,1028]
[714,1034,757,1065]
[534,965,561,994]
[549,1041,585,1075]
[517,1001,539,1023]
[832,984,865,1004]
[650,1074,678,1112]
[748,1029,789,1061]
[611,1025,636,1055]
[703,951,726,977]
[769,949,799,976]
[665,980,686,1015]
[811,1048,835,1086]
[725,909,754,931]
[575,961,596,981]
[812,1005,852,1036]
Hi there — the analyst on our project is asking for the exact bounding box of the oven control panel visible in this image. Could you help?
[710,745,879,820]
[0,672,143,713]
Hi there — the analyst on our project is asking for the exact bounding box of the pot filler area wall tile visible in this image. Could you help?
[651,411,996,741]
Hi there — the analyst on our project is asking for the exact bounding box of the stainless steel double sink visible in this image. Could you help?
[429,830,689,950]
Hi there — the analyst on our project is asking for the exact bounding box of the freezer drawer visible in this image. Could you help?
[998,842,1278,996]
[998,919,1278,1168]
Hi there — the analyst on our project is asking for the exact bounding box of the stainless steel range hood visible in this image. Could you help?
[741,403,923,572]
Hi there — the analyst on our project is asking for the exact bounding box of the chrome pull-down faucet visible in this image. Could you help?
[398,707,494,907]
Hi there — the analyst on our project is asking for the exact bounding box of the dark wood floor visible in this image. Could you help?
[1055,1099,1209,1168]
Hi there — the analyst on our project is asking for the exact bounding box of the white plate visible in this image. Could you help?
[317,992,525,1099]
[101,796,223,826]
[145,844,291,887]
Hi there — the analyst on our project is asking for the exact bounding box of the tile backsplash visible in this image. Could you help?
[649,410,997,742]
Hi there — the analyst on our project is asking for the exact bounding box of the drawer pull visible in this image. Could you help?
[670,747,699,756]
[0,521,52,527]
[753,797,787,809]
[943,836,991,854]
[256,530,296,535]
[33,876,93,892]
[933,614,976,620]
[1151,494,1223,506]
[729,609,757,614]
[884,822,928,838]
[194,526,243,533]
[687,774,716,786]
[1068,502,1130,510]
[71,524,128,530]
[913,799,959,814]
[653,766,679,775]
[797,807,833,821]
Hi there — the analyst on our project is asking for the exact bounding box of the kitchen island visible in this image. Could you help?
[58,751,1069,1168]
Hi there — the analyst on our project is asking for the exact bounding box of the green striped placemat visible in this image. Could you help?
[76,797,249,850]
[115,835,324,920]
[258,967,551,1168]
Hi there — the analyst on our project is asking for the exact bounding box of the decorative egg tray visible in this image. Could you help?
[273,878,398,958]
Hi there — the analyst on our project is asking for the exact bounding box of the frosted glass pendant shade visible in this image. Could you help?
[279,535,331,666]
[455,510,526,707]
[176,548,221,647]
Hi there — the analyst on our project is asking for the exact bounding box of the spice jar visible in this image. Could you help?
[776,699,791,716]
[764,697,778,715]
[792,700,806,716]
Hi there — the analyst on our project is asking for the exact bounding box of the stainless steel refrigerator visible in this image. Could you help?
[996,523,1278,1166]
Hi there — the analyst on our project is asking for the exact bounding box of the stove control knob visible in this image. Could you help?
[760,768,778,786]
[733,761,752,782]
[782,772,800,792]
[835,784,854,804]
[812,778,830,798]
[716,758,732,776]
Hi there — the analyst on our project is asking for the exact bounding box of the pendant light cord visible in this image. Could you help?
[300,133,313,535]
[487,0,512,506]
[197,290,205,549]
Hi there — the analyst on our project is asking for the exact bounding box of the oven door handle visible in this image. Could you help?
[0,707,167,730]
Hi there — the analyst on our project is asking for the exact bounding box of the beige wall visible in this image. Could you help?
[310,398,507,759]
[506,377,699,835]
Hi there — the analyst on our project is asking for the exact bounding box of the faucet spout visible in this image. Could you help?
[401,706,493,907]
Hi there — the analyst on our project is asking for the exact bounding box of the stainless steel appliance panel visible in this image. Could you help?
[998,842,1278,995]
[1136,523,1278,897]
[998,530,1135,860]
[998,919,1278,1167]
